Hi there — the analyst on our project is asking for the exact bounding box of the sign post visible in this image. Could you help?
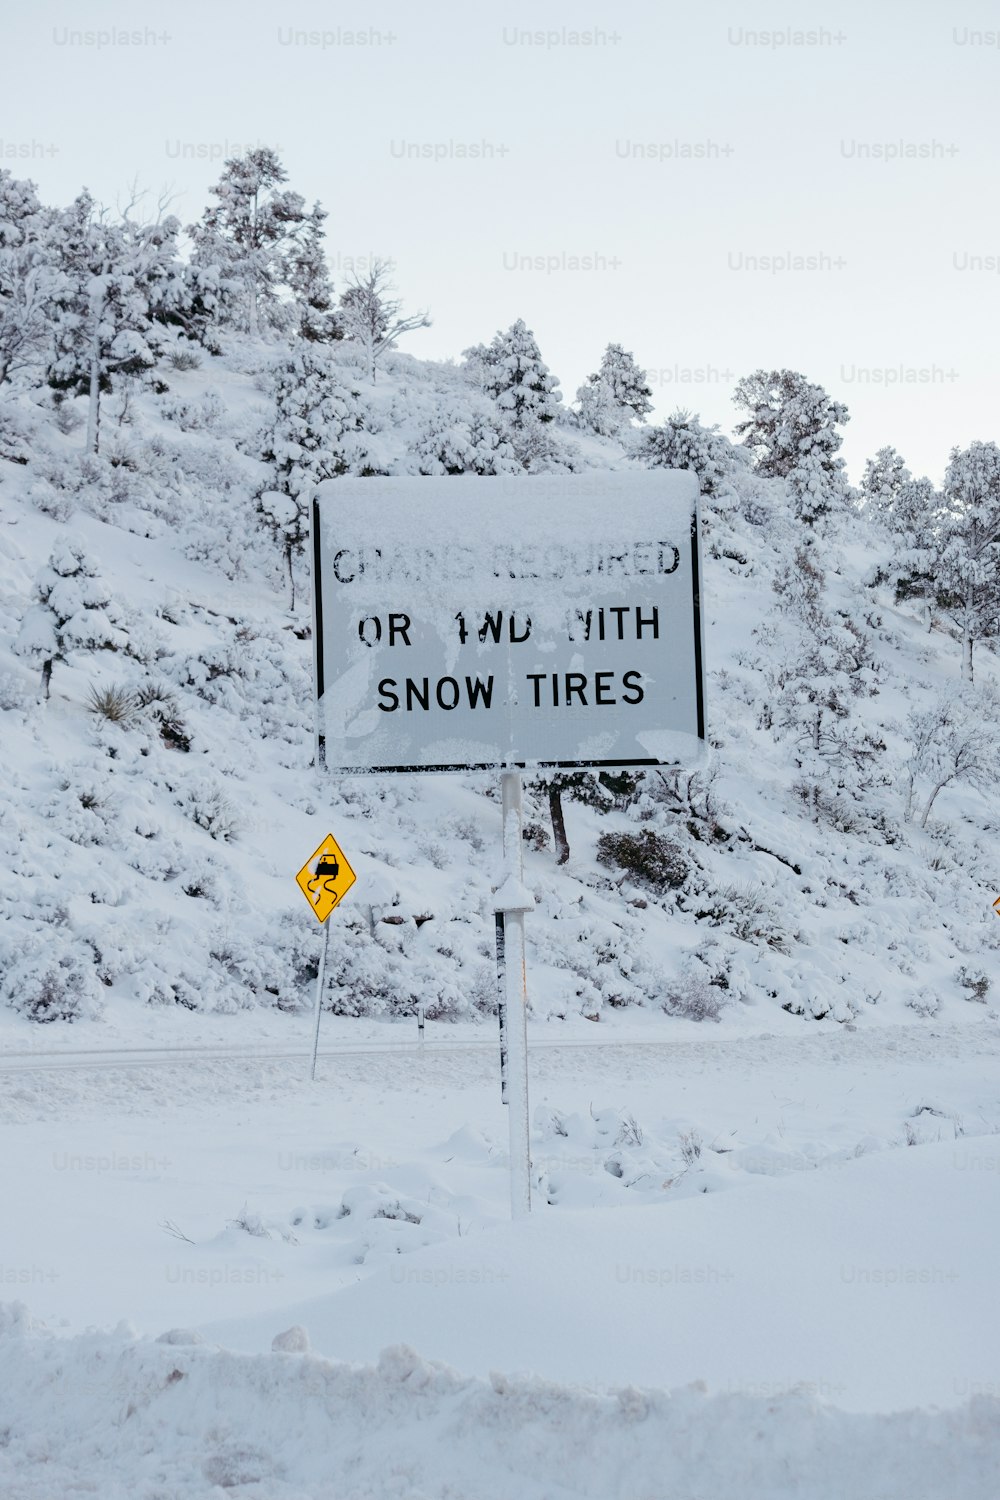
[495,769,534,1217]
[309,472,706,1214]
[295,834,357,1080]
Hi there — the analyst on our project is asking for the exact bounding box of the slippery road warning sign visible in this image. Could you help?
[296,834,356,922]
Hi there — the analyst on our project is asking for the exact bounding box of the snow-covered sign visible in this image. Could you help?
[311,472,706,774]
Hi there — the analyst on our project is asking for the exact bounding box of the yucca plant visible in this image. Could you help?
[86,682,139,726]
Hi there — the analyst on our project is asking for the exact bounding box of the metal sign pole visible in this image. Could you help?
[310,916,332,1082]
[494,911,509,1103]
[496,769,532,1218]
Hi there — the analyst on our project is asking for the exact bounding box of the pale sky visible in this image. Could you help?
[6,0,1000,482]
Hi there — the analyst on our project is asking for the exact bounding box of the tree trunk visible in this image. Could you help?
[921,779,950,828]
[962,595,974,683]
[548,781,570,864]
[287,542,295,611]
[41,658,52,700]
[86,348,101,455]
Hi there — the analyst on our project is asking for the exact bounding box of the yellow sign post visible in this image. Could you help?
[296,834,356,1079]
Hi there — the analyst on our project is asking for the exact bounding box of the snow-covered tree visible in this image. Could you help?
[408,393,521,476]
[471,318,562,429]
[733,368,850,523]
[189,148,317,339]
[633,409,742,499]
[14,538,127,698]
[257,349,371,607]
[0,170,62,389]
[338,256,430,383]
[903,688,999,826]
[284,201,340,343]
[464,319,563,468]
[859,446,909,522]
[932,441,1000,682]
[576,343,652,435]
[760,544,884,823]
[47,190,181,453]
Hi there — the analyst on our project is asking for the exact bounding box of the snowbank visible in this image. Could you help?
[1,1306,997,1500]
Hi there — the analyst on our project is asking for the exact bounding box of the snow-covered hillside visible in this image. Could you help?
[1,327,998,1041]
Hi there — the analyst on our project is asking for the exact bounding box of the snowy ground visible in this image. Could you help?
[2,1017,999,1497]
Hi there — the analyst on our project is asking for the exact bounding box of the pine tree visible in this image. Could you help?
[733,368,850,522]
[633,409,741,498]
[0,170,61,389]
[338,256,429,383]
[576,343,652,435]
[933,440,1000,683]
[14,538,127,698]
[859,446,909,522]
[465,319,562,468]
[285,202,340,343]
[475,318,562,428]
[189,148,314,339]
[857,448,941,615]
[761,544,883,823]
[47,190,181,454]
[257,349,371,607]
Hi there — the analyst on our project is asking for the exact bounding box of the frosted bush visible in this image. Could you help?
[182,777,243,843]
[596,829,690,893]
[1,936,105,1023]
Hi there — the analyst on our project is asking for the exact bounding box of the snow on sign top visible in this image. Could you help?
[311,471,706,774]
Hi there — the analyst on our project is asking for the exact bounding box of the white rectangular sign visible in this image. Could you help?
[311,471,705,773]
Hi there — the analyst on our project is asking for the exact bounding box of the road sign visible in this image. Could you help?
[296,834,356,923]
[994,895,1000,918]
[310,471,705,775]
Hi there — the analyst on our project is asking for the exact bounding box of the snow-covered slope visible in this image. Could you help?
[0,335,997,1042]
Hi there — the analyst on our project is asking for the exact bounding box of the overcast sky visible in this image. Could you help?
[6,0,1000,482]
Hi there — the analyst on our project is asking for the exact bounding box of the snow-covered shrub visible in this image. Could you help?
[159,388,226,432]
[0,671,29,711]
[41,773,113,847]
[407,394,520,476]
[167,348,202,371]
[696,881,791,952]
[182,777,242,842]
[662,973,725,1022]
[1,935,105,1022]
[134,681,190,751]
[173,623,310,745]
[596,829,690,893]
[956,966,989,1002]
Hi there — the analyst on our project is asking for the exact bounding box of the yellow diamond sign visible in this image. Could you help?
[296,834,356,923]
[994,895,1000,918]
